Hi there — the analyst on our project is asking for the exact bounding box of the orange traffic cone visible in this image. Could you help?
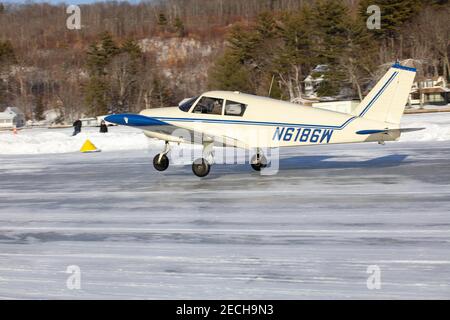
[12,127,17,134]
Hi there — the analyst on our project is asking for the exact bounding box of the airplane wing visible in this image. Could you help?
[161,118,250,149]
[105,113,249,149]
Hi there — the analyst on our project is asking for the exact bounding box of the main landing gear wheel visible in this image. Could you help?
[251,154,268,172]
[153,154,169,171]
[192,158,211,177]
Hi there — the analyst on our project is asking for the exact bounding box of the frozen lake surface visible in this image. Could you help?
[0,113,450,299]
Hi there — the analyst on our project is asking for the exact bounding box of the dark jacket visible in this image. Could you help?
[73,120,82,130]
[100,123,108,133]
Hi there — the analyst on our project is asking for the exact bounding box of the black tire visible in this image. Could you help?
[192,158,211,177]
[250,154,268,171]
[153,154,169,171]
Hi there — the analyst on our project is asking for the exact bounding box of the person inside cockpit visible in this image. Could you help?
[212,100,222,114]
[193,97,223,115]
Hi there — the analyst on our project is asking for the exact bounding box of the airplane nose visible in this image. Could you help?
[104,114,167,127]
[104,114,128,125]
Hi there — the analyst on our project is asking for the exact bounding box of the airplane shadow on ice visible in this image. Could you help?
[202,154,410,179]
[279,154,409,170]
[164,154,409,179]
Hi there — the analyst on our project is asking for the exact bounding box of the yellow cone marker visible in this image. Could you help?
[80,139,101,153]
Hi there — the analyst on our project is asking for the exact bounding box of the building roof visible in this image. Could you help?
[415,75,443,82]
[0,106,24,114]
[413,87,450,94]
[0,107,24,120]
[5,107,24,115]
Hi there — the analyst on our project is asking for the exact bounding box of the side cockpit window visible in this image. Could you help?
[224,100,246,116]
[192,96,223,115]
[179,96,199,112]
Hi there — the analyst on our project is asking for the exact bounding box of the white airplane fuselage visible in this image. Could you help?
[138,100,398,149]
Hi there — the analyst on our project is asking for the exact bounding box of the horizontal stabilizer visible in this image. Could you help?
[356,128,425,135]
[356,129,386,135]
[397,127,425,133]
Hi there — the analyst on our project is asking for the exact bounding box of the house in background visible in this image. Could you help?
[409,75,450,107]
[80,117,100,127]
[312,100,360,114]
[304,65,328,98]
[0,107,26,129]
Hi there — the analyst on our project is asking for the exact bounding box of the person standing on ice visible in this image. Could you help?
[99,120,108,133]
[72,119,82,136]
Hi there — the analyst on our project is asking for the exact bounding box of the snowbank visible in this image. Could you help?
[400,113,450,142]
[0,113,449,155]
[0,126,152,155]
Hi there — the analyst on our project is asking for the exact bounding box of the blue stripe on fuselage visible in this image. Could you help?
[105,113,354,145]
[154,116,357,130]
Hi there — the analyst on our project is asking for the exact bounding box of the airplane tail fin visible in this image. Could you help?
[353,63,416,124]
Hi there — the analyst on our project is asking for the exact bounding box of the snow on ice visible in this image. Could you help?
[0,112,449,299]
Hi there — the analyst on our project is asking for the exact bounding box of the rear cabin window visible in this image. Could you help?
[192,97,224,115]
[224,100,247,116]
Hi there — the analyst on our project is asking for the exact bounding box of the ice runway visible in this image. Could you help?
[1,135,450,299]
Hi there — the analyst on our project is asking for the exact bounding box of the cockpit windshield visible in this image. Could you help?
[179,96,199,112]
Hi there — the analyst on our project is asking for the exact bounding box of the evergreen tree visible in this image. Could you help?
[208,50,253,92]
[309,0,350,96]
[255,11,276,40]
[338,18,378,100]
[358,0,423,39]
[85,76,108,116]
[120,38,142,74]
[174,17,186,37]
[0,40,16,65]
[157,13,168,32]
[108,38,143,113]
[150,77,171,108]
[311,0,349,66]
[34,94,45,121]
[273,7,314,100]
[86,32,119,77]
[210,23,261,93]
[0,40,16,105]
[226,24,259,63]
[85,33,120,115]
[429,0,449,4]
[86,44,105,76]
[100,31,119,56]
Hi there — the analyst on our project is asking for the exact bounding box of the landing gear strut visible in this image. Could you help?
[153,141,170,171]
[251,151,268,172]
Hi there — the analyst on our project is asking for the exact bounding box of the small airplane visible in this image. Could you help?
[105,62,422,177]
